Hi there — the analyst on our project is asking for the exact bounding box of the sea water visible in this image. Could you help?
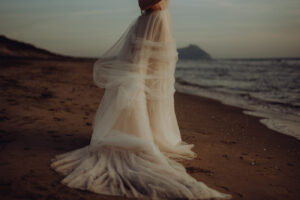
[175,58,300,140]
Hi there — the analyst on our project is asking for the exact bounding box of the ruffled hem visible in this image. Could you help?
[51,134,231,200]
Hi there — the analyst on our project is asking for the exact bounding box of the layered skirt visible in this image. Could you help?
[51,8,231,200]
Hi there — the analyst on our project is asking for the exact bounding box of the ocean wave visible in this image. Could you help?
[175,59,300,140]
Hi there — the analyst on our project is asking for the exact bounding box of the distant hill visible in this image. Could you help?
[0,35,67,59]
[0,35,212,61]
[177,44,212,60]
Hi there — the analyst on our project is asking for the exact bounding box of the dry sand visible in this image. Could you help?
[0,57,299,200]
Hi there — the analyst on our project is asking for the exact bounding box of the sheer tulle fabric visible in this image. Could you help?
[91,8,195,160]
[51,7,231,200]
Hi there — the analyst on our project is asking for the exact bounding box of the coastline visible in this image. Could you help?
[175,78,300,142]
[0,58,299,200]
[175,58,300,141]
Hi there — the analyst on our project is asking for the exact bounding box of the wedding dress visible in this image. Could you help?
[51,1,232,199]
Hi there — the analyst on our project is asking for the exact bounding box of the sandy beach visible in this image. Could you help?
[0,57,300,200]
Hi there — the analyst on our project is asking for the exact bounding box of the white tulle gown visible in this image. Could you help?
[50,1,232,199]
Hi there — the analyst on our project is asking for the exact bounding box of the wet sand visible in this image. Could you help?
[0,57,299,200]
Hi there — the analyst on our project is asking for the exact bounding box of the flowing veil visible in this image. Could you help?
[51,3,232,199]
[91,10,196,160]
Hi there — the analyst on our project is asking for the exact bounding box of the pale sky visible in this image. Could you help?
[0,0,299,58]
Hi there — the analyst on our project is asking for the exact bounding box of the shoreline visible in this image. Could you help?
[175,82,300,141]
[0,58,299,200]
[175,90,300,144]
